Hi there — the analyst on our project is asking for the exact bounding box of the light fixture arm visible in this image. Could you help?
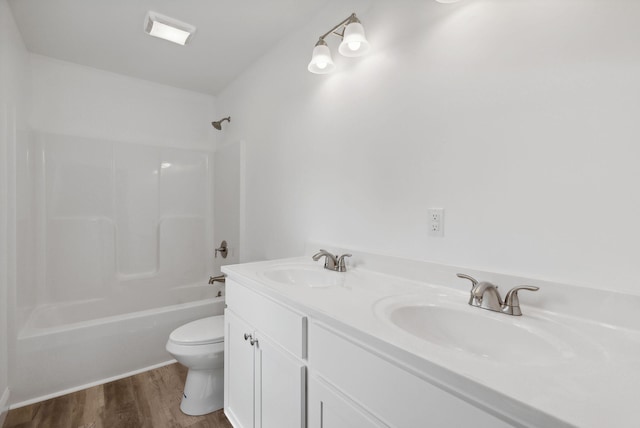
[317,13,359,44]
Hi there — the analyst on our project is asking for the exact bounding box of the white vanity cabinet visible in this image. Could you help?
[222,256,634,428]
[224,279,307,428]
[307,321,514,428]
[224,270,520,428]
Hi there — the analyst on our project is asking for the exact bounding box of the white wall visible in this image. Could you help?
[29,54,217,150]
[218,0,640,293]
[0,0,29,417]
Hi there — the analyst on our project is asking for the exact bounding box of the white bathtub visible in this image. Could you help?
[11,284,224,407]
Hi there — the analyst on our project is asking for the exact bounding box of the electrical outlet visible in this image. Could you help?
[428,208,444,237]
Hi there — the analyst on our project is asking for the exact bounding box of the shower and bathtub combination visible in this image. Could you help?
[12,131,226,406]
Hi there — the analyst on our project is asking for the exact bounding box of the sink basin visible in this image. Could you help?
[375,294,603,366]
[262,266,343,288]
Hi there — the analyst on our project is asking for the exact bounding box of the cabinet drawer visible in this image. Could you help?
[308,321,513,428]
[226,279,306,359]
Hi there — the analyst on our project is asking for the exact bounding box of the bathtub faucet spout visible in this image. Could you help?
[209,274,226,284]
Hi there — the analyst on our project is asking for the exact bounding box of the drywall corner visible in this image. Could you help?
[0,387,10,426]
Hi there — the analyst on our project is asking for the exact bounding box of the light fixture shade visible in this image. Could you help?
[308,43,336,74]
[144,11,196,45]
[338,22,370,57]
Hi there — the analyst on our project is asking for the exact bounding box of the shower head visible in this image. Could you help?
[212,116,231,130]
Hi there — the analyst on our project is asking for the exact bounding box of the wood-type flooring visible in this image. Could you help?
[3,363,232,428]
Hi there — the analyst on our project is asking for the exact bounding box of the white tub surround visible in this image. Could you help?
[222,251,640,428]
[11,129,220,407]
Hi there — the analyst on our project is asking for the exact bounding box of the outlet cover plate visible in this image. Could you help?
[428,208,444,237]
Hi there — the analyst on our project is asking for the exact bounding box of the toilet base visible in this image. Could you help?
[180,367,224,416]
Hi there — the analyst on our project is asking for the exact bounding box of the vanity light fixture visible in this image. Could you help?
[308,13,370,74]
[144,11,196,46]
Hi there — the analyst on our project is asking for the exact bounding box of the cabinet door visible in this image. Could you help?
[308,375,387,428]
[256,334,306,428]
[225,309,256,428]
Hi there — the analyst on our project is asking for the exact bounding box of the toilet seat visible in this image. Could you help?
[169,316,224,346]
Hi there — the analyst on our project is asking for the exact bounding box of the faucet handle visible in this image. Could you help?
[336,254,352,272]
[456,273,479,289]
[312,249,333,260]
[502,285,539,316]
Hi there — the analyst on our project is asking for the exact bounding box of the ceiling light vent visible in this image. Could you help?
[144,11,196,46]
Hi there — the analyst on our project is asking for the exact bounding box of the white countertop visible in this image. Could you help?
[223,255,640,428]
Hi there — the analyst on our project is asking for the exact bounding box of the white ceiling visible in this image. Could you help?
[8,0,330,95]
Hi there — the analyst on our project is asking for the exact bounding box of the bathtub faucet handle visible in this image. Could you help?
[215,240,228,259]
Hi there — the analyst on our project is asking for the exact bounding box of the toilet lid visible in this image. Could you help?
[169,316,224,345]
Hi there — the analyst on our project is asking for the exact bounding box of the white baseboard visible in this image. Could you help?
[0,387,10,427]
[10,359,176,410]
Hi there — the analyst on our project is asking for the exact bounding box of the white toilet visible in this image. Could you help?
[166,315,225,416]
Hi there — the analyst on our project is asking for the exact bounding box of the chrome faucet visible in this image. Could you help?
[456,273,539,316]
[312,249,352,272]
